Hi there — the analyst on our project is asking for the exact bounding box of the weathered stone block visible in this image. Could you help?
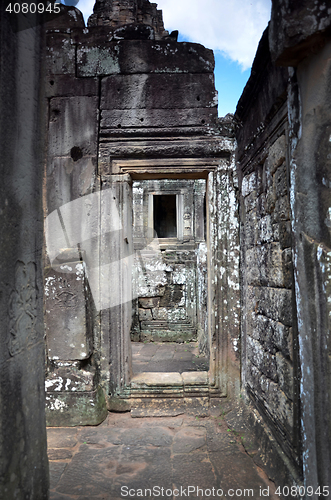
[279,220,292,249]
[265,183,276,214]
[172,266,187,284]
[256,287,293,326]
[245,210,258,248]
[138,307,152,320]
[77,40,215,77]
[258,214,273,243]
[257,193,267,216]
[276,352,294,401]
[45,387,107,426]
[269,0,331,65]
[46,34,75,76]
[99,137,230,162]
[45,366,95,392]
[101,73,217,109]
[242,171,257,197]
[100,107,217,128]
[273,195,290,222]
[247,336,278,381]
[140,329,196,343]
[244,190,257,213]
[246,248,260,285]
[261,379,293,437]
[139,297,160,308]
[45,264,92,361]
[47,156,96,213]
[77,44,121,77]
[45,75,99,98]
[152,307,186,321]
[265,135,286,175]
[48,97,98,157]
[246,359,260,389]
[247,365,293,439]
[254,315,291,359]
[159,284,184,306]
[282,248,293,289]
[246,244,284,287]
[45,4,85,31]
[274,162,287,198]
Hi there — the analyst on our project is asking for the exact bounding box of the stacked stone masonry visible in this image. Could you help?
[242,134,295,456]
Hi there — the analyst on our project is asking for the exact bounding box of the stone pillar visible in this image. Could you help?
[98,176,133,410]
[286,44,331,494]
[269,0,331,491]
[0,10,49,500]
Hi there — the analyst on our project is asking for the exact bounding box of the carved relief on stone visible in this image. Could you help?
[183,212,192,234]
[53,278,77,308]
[55,289,77,308]
[8,261,39,356]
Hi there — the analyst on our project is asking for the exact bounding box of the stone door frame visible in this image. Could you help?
[100,156,240,402]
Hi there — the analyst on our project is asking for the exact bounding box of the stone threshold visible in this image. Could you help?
[111,371,222,417]
[130,370,209,397]
[129,372,210,417]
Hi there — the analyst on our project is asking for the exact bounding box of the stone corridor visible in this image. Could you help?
[2,1,331,497]
[48,404,279,500]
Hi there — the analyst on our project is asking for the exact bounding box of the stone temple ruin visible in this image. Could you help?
[43,0,239,427]
[1,0,331,497]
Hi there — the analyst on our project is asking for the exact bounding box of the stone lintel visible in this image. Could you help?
[99,157,228,178]
[100,108,217,129]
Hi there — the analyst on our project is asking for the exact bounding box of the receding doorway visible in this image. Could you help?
[130,178,209,377]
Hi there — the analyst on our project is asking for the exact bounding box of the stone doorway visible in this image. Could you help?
[126,176,210,415]
[44,157,240,422]
[130,178,210,378]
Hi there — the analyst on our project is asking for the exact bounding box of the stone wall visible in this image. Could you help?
[270,0,331,491]
[236,0,331,490]
[241,133,296,456]
[236,31,300,478]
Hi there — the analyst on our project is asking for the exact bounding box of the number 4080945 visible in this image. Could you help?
[5,2,61,14]
[275,485,329,497]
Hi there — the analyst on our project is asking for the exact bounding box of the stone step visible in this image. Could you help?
[130,371,209,417]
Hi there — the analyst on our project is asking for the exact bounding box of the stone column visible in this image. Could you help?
[0,10,49,500]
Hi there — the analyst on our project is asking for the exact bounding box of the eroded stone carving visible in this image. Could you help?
[8,261,39,356]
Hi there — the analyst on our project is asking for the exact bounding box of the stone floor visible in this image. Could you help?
[131,341,209,374]
[48,402,280,500]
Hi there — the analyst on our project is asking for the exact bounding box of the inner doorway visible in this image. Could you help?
[130,178,209,376]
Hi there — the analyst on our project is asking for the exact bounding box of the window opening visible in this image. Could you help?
[153,194,177,238]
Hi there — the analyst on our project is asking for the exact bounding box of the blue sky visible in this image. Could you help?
[214,54,251,117]
[60,0,271,116]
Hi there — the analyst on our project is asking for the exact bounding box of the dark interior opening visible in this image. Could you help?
[153,194,177,238]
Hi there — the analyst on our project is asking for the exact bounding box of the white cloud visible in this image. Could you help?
[75,0,271,70]
[156,0,271,70]
[73,0,95,19]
